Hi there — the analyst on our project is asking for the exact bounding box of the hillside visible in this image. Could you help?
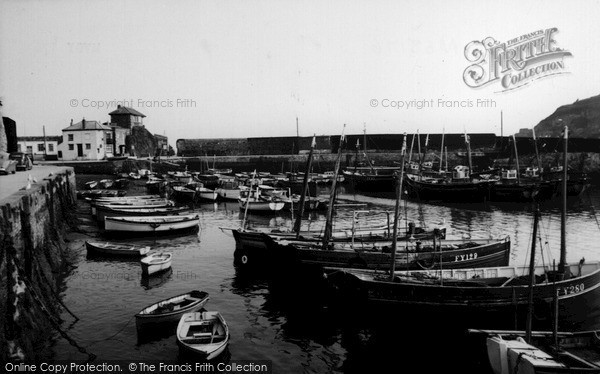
[534,94,600,138]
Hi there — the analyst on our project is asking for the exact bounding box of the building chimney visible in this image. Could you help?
[70,119,73,126]
[117,105,121,109]
[82,118,86,129]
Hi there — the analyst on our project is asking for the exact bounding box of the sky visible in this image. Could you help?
[1,0,600,147]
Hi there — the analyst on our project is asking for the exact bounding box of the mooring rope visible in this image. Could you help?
[10,255,96,362]
[32,255,80,321]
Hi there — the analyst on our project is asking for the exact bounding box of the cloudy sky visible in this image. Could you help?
[1,0,599,145]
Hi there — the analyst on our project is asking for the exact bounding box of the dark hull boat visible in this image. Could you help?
[489,180,556,202]
[404,176,495,202]
[342,167,399,192]
[135,290,209,329]
[326,261,600,317]
[232,229,510,272]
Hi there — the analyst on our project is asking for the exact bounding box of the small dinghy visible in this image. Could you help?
[135,290,210,329]
[176,311,229,360]
[99,179,114,189]
[85,241,150,256]
[104,214,199,233]
[85,180,98,190]
[140,252,172,275]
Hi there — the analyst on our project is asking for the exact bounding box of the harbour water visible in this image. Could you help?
[50,176,600,373]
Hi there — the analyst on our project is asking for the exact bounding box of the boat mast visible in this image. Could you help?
[417,130,422,175]
[322,125,346,250]
[526,206,540,343]
[294,135,316,236]
[363,124,374,172]
[532,127,542,174]
[558,126,568,276]
[241,170,256,230]
[389,133,407,280]
[512,134,521,184]
[464,130,473,178]
[439,127,445,173]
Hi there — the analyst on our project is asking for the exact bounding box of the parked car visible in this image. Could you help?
[0,155,17,175]
[9,152,33,171]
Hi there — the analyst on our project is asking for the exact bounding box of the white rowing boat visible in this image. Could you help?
[135,290,210,329]
[85,241,150,256]
[140,252,172,275]
[176,311,229,360]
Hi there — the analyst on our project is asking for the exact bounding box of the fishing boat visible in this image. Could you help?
[215,182,246,201]
[85,241,150,256]
[140,252,173,275]
[105,214,200,233]
[91,199,175,216]
[135,290,210,329]
[326,126,600,327]
[85,180,98,190]
[342,127,400,192]
[98,179,114,189]
[196,186,218,201]
[238,186,286,212]
[176,311,229,360]
[172,185,196,201]
[77,189,125,199]
[95,205,190,223]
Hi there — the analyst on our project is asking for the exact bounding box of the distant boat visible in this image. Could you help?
[135,290,210,329]
[95,205,190,223]
[176,311,229,360]
[104,214,200,233]
[129,173,141,180]
[172,185,196,201]
[85,180,98,190]
[140,252,172,275]
[98,179,114,189]
[196,187,218,201]
[85,241,150,256]
[77,189,125,199]
[215,182,246,201]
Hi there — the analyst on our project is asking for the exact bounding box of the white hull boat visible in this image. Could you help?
[140,252,172,275]
[176,311,229,360]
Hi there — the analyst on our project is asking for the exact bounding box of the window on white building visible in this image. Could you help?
[85,143,91,150]
[38,144,44,152]
[68,144,74,151]
[68,134,73,141]
[48,144,54,152]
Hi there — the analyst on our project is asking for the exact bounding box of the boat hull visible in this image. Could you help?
[85,241,150,256]
[326,262,600,324]
[232,230,510,272]
[140,253,172,275]
[105,215,199,232]
[135,291,209,329]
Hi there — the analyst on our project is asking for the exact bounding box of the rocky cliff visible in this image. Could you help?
[535,94,600,138]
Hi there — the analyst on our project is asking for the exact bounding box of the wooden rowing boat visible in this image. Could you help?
[176,311,229,360]
[85,241,150,256]
[140,252,172,275]
[104,214,200,232]
[135,290,210,329]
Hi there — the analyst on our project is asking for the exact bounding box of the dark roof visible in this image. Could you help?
[154,134,168,139]
[108,106,146,117]
[17,136,62,142]
[62,120,111,131]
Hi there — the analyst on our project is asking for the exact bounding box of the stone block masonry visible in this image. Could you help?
[0,167,77,362]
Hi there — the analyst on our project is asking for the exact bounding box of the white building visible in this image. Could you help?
[17,136,62,160]
[58,118,112,160]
